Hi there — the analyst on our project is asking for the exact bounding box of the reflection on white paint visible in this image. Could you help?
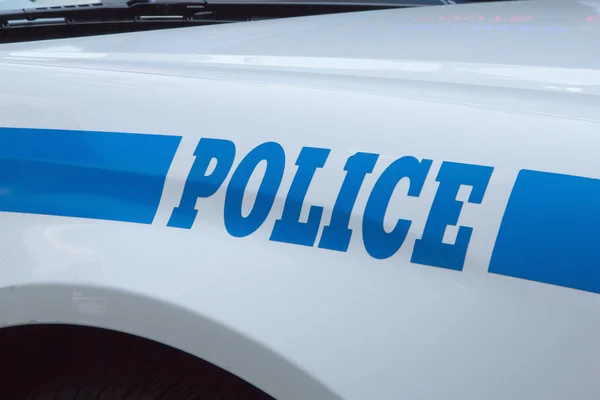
[21,223,100,278]
[464,66,600,86]
[43,225,98,256]
[9,51,107,60]
[72,289,108,315]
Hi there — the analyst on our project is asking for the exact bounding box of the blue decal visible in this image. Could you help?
[489,170,600,295]
[7,128,600,297]
[0,127,180,224]
[319,152,379,252]
[168,138,236,229]
[363,156,432,260]
[411,162,493,271]
[224,142,285,237]
[270,147,330,247]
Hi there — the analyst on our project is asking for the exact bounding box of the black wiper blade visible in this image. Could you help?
[1,0,209,28]
[0,0,448,27]
[0,0,454,37]
[197,0,443,21]
[205,0,447,6]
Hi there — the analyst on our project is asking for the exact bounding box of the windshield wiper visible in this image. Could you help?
[1,0,206,29]
[0,0,477,42]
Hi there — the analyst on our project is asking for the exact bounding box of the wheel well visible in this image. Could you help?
[0,324,274,399]
[0,284,340,400]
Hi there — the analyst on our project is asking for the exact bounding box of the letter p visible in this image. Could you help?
[168,138,236,229]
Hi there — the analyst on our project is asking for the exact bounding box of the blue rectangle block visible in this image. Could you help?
[489,169,600,294]
[0,127,181,224]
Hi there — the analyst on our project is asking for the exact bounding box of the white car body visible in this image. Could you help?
[0,0,599,399]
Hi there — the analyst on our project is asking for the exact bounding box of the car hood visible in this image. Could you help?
[0,0,599,101]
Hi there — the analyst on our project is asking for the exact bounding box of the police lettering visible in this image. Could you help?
[169,139,494,271]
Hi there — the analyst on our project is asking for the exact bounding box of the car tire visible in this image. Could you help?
[15,327,273,400]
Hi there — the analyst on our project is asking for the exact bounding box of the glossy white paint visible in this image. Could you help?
[0,1,599,399]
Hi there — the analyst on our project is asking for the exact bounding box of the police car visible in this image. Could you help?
[0,0,598,399]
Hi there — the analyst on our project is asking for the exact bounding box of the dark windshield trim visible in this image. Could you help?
[0,0,510,43]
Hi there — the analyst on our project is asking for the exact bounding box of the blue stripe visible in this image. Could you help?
[0,127,181,224]
[489,169,600,294]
